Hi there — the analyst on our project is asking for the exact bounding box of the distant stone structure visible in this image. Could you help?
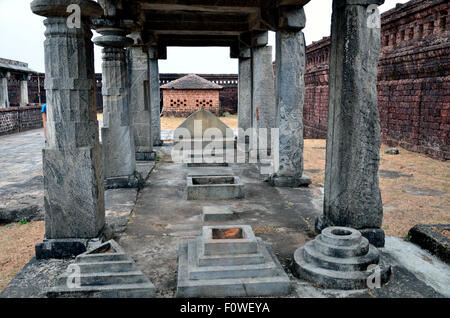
[160,73,238,115]
[161,74,223,117]
[303,0,450,160]
[0,58,42,135]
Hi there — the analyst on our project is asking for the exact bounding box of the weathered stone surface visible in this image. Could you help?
[20,79,29,106]
[270,21,309,187]
[237,53,252,139]
[127,46,153,160]
[176,225,291,297]
[0,258,73,298]
[149,48,162,146]
[31,1,105,242]
[322,0,384,245]
[98,46,137,180]
[186,175,244,200]
[293,227,391,289]
[47,240,155,298]
[0,74,9,108]
[202,206,235,222]
[251,45,276,154]
[409,224,450,264]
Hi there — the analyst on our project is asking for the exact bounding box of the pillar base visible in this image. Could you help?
[104,172,141,190]
[315,216,385,248]
[135,152,155,161]
[269,174,312,187]
[35,238,101,260]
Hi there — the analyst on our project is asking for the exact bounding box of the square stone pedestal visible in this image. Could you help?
[176,225,291,297]
[186,175,244,200]
[47,240,155,298]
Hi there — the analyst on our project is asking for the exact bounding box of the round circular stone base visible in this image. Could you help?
[292,226,391,290]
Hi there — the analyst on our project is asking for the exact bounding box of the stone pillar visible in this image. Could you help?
[237,48,252,139]
[31,0,105,259]
[270,7,311,187]
[94,25,138,188]
[251,35,276,156]
[0,72,9,108]
[319,0,385,247]
[149,47,162,146]
[20,75,30,106]
[128,45,154,160]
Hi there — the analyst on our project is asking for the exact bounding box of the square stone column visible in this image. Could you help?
[31,0,105,259]
[94,25,138,189]
[251,38,276,158]
[319,0,385,247]
[237,48,252,140]
[270,7,311,187]
[149,47,162,146]
[128,45,153,160]
[0,72,9,108]
[20,75,30,106]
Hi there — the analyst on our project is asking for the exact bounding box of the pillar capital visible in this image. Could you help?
[251,31,269,48]
[30,0,103,18]
[92,18,135,48]
[336,0,384,8]
[278,6,306,31]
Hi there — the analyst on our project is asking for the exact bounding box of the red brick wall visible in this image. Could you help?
[303,0,450,160]
[162,89,220,117]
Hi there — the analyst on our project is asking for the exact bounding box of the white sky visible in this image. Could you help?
[0,0,410,74]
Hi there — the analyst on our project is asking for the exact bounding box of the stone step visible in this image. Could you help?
[73,261,136,274]
[56,271,148,287]
[76,253,131,263]
[177,242,291,297]
[293,246,391,290]
[303,241,380,272]
[188,239,276,280]
[314,235,369,258]
[47,282,155,298]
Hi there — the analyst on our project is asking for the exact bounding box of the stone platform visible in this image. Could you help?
[47,240,155,298]
[176,225,290,297]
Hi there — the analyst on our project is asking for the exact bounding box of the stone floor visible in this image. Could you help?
[0,130,449,298]
[0,130,44,223]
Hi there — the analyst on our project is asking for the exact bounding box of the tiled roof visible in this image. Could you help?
[160,74,223,90]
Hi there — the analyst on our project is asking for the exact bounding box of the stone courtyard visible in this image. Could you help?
[0,0,449,301]
[0,128,449,297]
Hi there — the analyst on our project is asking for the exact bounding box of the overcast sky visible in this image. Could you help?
[0,0,410,74]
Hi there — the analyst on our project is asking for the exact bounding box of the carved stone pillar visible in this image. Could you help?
[148,47,162,146]
[31,0,105,259]
[251,32,276,158]
[94,23,138,188]
[319,0,385,247]
[237,48,252,140]
[128,45,153,160]
[270,7,311,187]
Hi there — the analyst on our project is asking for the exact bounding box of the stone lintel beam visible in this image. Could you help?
[30,0,105,245]
[321,0,385,247]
